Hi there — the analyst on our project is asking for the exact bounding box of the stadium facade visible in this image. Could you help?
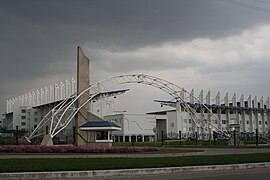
[2,84,270,142]
[149,90,270,140]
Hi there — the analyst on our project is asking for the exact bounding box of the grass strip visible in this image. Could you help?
[113,142,270,148]
[0,153,270,173]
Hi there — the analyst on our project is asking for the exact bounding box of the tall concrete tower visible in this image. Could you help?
[75,46,92,146]
[75,46,105,146]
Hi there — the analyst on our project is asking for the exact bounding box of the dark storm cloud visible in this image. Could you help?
[1,0,270,113]
[1,0,270,79]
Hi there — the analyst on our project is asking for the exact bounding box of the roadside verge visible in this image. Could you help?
[1,162,270,180]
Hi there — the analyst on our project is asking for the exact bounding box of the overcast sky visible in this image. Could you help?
[1,0,270,115]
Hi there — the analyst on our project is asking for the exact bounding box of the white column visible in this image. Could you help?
[6,100,9,113]
[36,90,40,106]
[266,97,270,109]
[254,96,258,108]
[216,92,220,105]
[180,89,185,102]
[224,93,228,106]
[60,81,64,100]
[232,93,236,107]
[66,80,71,98]
[24,94,28,107]
[206,90,210,105]
[260,96,264,109]
[247,95,252,108]
[240,94,244,107]
[40,88,45,105]
[32,91,36,106]
[17,96,22,106]
[28,92,32,107]
[71,77,76,95]
[21,95,25,106]
[45,87,49,104]
[190,89,194,104]
[49,85,54,103]
[199,90,203,103]
[55,83,59,101]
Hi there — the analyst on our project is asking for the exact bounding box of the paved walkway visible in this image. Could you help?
[0,147,269,159]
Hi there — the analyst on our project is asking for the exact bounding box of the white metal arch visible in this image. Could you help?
[26,74,229,141]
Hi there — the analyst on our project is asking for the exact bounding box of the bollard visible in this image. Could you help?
[73,126,76,145]
[213,131,216,146]
[256,129,259,146]
[15,126,19,145]
[195,132,198,146]
[161,131,164,146]
[179,131,181,145]
[233,130,236,146]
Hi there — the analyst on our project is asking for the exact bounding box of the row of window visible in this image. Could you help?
[221,119,268,126]
[21,110,39,115]
[20,122,38,128]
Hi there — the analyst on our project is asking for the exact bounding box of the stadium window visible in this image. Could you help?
[34,118,38,122]
[21,109,26,113]
[189,119,192,124]
[34,112,38,115]
[21,122,26,126]
[246,121,249,124]
[259,121,262,125]
[96,131,108,140]
[34,125,37,128]
[222,120,226,124]
[21,116,26,120]
[266,121,268,125]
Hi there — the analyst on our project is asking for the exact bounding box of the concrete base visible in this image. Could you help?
[40,134,53,146]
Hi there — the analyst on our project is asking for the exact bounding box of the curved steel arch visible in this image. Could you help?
[27,74,229,141]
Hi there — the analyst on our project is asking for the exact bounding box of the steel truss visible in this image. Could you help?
[26,74,229,142]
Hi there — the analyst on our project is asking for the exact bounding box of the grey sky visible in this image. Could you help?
[1,0,270,115]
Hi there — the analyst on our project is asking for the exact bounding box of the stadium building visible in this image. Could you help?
[1,48,270,143]
[149,90,270,141]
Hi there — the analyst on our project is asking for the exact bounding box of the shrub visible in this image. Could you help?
[0,145,158,153]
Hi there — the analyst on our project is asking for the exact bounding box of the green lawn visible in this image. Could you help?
[0,153,270,173]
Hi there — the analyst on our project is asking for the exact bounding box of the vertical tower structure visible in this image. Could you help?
[75,46,90,146]
[75,46,106,146]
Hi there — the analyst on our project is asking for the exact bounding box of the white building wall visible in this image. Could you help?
[167,111,177,134]
[104,114,156,141]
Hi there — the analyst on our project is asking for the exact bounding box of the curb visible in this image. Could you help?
[1,162,270,179]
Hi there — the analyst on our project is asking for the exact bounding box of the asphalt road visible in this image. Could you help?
[48,167,270,180]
